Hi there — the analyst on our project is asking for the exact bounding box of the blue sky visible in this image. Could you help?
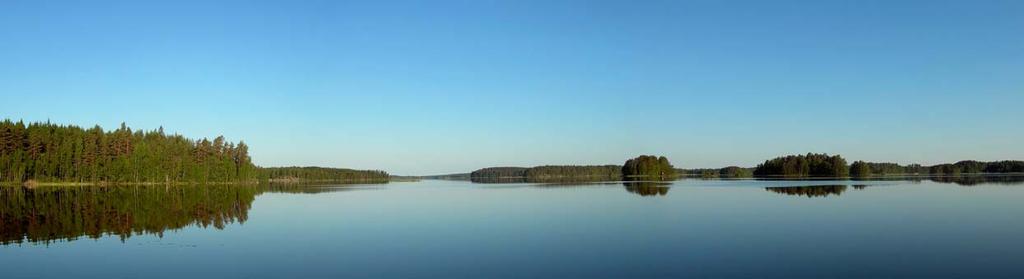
[1,0,1022,175]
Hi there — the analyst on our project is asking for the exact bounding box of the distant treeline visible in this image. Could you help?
[847,160,1023,177]
[470,167,529,179]
[417,173,471,180]
[741,153,1024,178]
[680,166,754,178]
[924,160,1024,175]
[262,166,389,183]
[754,153,850,177]
[0,119,388,184]
[622,155,677,179]
[470,155,677,182]
[469,165,621,182]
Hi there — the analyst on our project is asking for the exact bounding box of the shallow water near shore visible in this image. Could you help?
[2,176,1024,278]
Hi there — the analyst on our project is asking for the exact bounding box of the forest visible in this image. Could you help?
[622,155,677,179]
[929,160,1024,175]
[524,165,621,180]
[0,119,388,185]
[469,156,677,182]
[469,167,529,179]
[470,165,621,183]
[850,160,1024,177]
[262,166,389,183]
[753,153,849,177]
[680,166,754,178]
[0,119,258,184]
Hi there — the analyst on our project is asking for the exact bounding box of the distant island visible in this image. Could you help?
[464,153,1023,182]
[469,155,677,183]
[0,119,388,186]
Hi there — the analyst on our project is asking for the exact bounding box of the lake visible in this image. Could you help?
[3,176,1024,278]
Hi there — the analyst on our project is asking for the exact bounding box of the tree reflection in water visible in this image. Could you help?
[764,185,847,198]
[928,175,1024,186]
[0,185,260,245]
[623,181,671,197]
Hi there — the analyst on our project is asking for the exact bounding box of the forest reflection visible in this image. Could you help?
[623,182,671,197]
[0,185,257,245]
[927,175,1024,186]
[765,185,847,198]
[0,183,388,246]
[470,177,620,184]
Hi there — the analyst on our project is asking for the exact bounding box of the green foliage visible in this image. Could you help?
[622,155,677,180]
[846,160,1023,177]
[0,119,257,183]
[753,153,849,177]
[469,167,529,179]
[470,165,622,183]
[524,165,621,179]
[718,166,753,178]
[929,164,962,175]
[927,161,1024,175]
[983,161,1024,173]
[850,161,871,177]
[260,166,388,183]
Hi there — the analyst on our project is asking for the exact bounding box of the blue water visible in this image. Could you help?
[3,178,1024,278]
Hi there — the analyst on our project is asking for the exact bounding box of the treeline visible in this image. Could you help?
[469,165,621,183]
[680,166,754,178]
[622,155,677,179]
[927,160,1024,175]
[0,120,258,184]
[469,155,678,183]
[525,165,621,179]
[849,160,1024,177]
[469,167,529,179]
[850,161,924,177]
[261,166,389,183]
[753,153,849,177]
[0,119,390,185]
[750,153,1024,178]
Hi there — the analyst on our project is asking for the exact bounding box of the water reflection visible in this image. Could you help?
[470,177,529,184]
[927,175,1024,186]
[5,175,1022,246]
[765,185,847,198]
[0,185,257,245]
[623,182,672,197]
[261,184,383,194]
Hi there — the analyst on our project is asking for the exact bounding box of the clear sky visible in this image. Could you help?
[1,0,1022,175]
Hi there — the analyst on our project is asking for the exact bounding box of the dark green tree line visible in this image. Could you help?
[0,120,257,183]
[524,165,621,179]
[261,166,389,183]
[469,167,529,179]
[622,155,677,180]
[753,153,849,177]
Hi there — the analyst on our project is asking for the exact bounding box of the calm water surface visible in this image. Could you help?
[3,177,1024,278]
